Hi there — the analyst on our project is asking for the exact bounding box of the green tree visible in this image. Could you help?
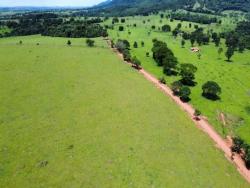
[225,47,234,61]
[179,64,197,86]
[179,86,191,102]
[119,26,124,31]
[86,39,95,47]
[133,41,138,48]
[171,81,183,95]
[218,47,223,59]
[162,24,171,32]
[181,39,185,48]
[202,81,221,100]
[67,40,71,46]
[131,56,141,69]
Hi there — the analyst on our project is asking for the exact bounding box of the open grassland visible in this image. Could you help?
[106,14,250,143]
[0,36,249,187]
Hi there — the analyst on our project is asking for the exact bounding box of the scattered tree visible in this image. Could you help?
[86,39,95,47]
[131,56,141,69]
[133,41,138,48]
[225,47,234,61]
[171,81,183,95]
[67,40,71,46]
[218,47,223,59]
[179,86,191,102]
[119,26,124,31]
[202,81,221,100]
[162,24,171,32]
[179,63,197,86]
[181,39,185,48]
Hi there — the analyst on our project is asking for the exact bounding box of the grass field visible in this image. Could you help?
[106,13,250,143]
[0,35,249,187]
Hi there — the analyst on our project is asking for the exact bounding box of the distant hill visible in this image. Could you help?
[93,0,250,15]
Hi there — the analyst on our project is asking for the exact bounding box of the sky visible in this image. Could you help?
[0,0,106,7]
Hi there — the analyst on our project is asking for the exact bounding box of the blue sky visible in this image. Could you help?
[0,0,106,7]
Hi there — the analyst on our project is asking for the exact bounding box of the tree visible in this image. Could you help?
[141,41,145,47]
[86,39,95,47]
[159,77,166,84]
[214,36,221,47]
[179,64,197,86]
[194,109,202,120]
[225,47,234,61]
[171,81,183,95]
[121,18,126,23]
[162,24,171,32]
[231,137,244,154]
[67,40,71,46]
[133,41,138,48]
[197,53,201,59]
[202,81,221,100]
[181,39,185,48]
[131,56,141,69]
[179,86,191,102]
[218,47,223,59]
[190,38,195,47]
[163,55,178,76]
[119,26,124,31]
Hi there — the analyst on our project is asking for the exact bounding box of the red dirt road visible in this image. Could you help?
[107,39,250,183]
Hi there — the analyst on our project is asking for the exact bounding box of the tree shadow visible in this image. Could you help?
[202,93,220,101]
[180,79,197,87]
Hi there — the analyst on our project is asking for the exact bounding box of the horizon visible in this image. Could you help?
[0,0,106,7]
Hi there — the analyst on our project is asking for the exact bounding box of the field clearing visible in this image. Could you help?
[107,15,250,143]
[0,35,249,187]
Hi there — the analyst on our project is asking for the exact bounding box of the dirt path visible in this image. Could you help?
[106,39,250,183]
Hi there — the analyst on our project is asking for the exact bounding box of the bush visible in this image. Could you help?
[171,81,183,95]
[231,137,244,153]
[131,56,141,69]
[179,64,197,86]
[159,77,166,84]
[67,40,71,46]
[119,26,124,31]
[179,86,191,102]
[86,39,95,47]
[202,81,221,100]
[133,41,138,48]
[194,109,201,117]
[162,24,171,32]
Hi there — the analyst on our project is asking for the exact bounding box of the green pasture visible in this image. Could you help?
[107,14,250,143]
[0,35,248,187]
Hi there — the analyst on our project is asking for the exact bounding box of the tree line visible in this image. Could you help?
[1,13,108,38]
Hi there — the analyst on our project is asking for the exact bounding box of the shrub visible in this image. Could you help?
[119,26,124,31]
[171,81,183,95]
[179,64,197,86]
[162,24,171,32]
[231,137,244,154]
[86,39,95,47]
[202,81,221,100]
[159,77,166,84]
[131,56,141,69]
[133,41,138,48]
[67,40,71,46]
[179,86,191,102]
